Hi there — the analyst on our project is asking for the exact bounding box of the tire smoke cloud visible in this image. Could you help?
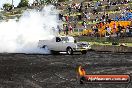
[0,5,61,53]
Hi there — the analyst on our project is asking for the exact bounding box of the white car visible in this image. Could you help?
[38,36,91,54]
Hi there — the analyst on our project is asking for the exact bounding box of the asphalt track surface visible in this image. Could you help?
[0,52,132,88]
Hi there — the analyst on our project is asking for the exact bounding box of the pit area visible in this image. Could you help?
[0,52,132,88]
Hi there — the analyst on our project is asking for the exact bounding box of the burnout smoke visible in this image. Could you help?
[0,5,60,53]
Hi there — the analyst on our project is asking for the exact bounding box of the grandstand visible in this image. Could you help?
[58,0,132,37]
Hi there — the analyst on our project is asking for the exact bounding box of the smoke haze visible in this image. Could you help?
[0,5,60,53]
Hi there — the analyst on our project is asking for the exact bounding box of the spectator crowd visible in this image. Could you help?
[56,0,132,37]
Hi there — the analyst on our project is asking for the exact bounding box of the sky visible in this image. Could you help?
[0,0,34,8]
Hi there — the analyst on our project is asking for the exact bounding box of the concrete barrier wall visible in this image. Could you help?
[91,45,132,53]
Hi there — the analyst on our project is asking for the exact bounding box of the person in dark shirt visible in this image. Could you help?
[65,24,69,35]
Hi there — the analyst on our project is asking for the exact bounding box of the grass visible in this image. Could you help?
[89,42,111,45]
[60,31,81,37]
[79,41,132,47]
[63,20,98,25]
[125,43,132,47]
[82,41,132,47]
[61,32,132,47]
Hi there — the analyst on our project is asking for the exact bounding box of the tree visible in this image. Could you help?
[40,0,57,4]
[3,3,13,11]
[58,0,68,2]
[34,0,68,5]
[18,0,29,8]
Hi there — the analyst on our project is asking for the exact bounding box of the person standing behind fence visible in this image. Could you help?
[69,24,73,34]
[117,24,122,37]
[82,20,87,29]
[63,24,66,34]
[66,15,69,22]
[106,26,111,37]
[126,25,130,36]
[65,24,69,35]
[67,5,71,16]
[113,21,117,34]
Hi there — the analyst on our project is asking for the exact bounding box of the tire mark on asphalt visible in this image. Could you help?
[25,79,42,88]
[94,67,132,74]
[17,76,42,88]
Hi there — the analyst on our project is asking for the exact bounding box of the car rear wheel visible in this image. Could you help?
[66,47,73,55]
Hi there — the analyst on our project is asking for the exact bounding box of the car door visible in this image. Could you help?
[55,37,63,51]
[61,37,70,51]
